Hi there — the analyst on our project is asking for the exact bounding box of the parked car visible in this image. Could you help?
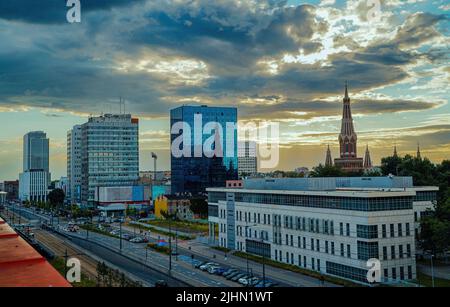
[207,266,226,274]
[231,273,248,282]
[225,271,242,280]
[155,280,168,288]
[239,277,259,287]
[222,268,238,277]
[254,280,278,287]
[194,261,207,269]
[199,262,219,271]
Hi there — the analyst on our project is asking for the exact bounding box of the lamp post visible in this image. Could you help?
[431,254,435,288]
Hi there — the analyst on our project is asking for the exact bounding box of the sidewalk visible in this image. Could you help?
[417,263,450,280]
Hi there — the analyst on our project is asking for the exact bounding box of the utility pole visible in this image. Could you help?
[119,220,123,252]
[64,249,68,279]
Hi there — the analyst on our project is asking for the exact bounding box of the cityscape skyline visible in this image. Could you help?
[0,0,449,181]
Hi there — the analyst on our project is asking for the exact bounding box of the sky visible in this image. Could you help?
[0,0,449,181]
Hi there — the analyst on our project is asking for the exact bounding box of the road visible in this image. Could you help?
[1,205,189,287]
[5,204,340,287]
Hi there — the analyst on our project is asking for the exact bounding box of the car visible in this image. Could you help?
[225,271,242,280]
[194,261,207,269]
[207,266,224,274]
[199,262,219,271]
[155,280,168,288]
[254,280,277,288]
[222,268,238,277]
[239,277,259,286]
[213,267,227,275]
[231,273,248,282]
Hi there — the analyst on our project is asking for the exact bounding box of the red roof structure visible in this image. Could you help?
[0,218,71,287]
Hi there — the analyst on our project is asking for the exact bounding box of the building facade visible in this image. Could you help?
[170,105,238,195]
[332,84,366,172]
[238,141,258,177]
[67,125,82,204]
[207,177,437,285]
[154,195,194,221]
[3,180,19,200]
[77,114,139,206]
[19,131,50,202]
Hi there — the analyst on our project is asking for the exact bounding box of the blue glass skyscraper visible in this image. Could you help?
[170,105,238,195]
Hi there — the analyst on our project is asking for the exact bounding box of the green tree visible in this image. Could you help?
[48,188,65,211]
[190,197,208,218]
[309,164,346,177]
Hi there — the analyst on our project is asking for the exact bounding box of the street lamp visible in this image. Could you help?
[431,254,435,288]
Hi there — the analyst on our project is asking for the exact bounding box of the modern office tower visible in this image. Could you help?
[79,114,139,206]
[207,177,438,285]
[238,141,257,177]
[170,105,238,195]
[67,125,82,204]
[19,131,50,201]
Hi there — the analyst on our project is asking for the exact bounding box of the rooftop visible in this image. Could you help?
[0,217,71,287]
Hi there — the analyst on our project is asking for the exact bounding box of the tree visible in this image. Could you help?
[190,197,208,218]
[48,188,65,211]
[309,164,345,177]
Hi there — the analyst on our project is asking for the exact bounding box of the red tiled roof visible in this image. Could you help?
[0,221,71,287]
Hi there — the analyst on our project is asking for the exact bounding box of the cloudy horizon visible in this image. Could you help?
[0,0,449,181]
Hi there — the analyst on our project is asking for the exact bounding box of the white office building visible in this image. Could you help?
[207,177,437,285]
[67,125,82,204]
[79,114,139,206]
[19,131,51,202]
[238,141,257,177]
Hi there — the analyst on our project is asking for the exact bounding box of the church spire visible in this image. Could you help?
[325,145,333,167]
[417,143,421,159]
[364,144,372,169]
[339,81,357,158]
[393,145,398,157]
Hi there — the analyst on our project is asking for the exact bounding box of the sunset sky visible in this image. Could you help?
[0,0,449,181]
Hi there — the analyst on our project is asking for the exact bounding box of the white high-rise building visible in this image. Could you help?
[79,114,139,206]
[238,141,257,177]
[19,131,50,202]
[67,125,82,204]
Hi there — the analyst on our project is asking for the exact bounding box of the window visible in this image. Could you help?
[392,268,397,280]
[311,238,314,251]
[330,221,334,235]
[357,241,379,261]
[291,235,294,246]
[398,223,403,237]
[303,256,307,268]
[400,267,404,280]
[303,237,306,249]
[325,241,329,254]
[312,258,315,270]
[298,255,302,266]
[406,244,411,258]
[346,223,350,236]
[390,224,395,237]
[298,236,301,248]
[407,266,412,280]
[391,245,396,259]
[340,223,343,236]
[316,239,320,252]
[331,242,335,255]
[399,245,403,258]
[384,269,388,281]
[347,244,351,258]
[357,225,378,239]
[383,246,388,260]
[317,259,321,272]
[406,223,410,236]
[382,224,386,238]
[340,243,344,257]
